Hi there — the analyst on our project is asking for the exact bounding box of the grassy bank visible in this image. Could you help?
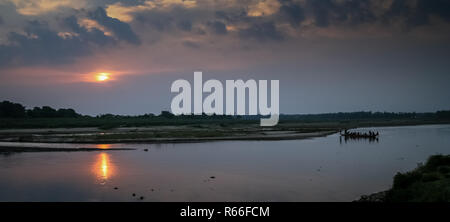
[1,109,450,144]
[0,116,449,143]
[359,154,450,202]
[1,115,449,130]
[0,116,255,129]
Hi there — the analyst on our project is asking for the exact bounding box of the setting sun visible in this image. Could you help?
[96,73,110,82]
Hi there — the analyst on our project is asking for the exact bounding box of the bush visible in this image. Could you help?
[386,154,450,202]
[392,171,422,189]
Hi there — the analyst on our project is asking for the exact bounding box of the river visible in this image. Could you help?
[0,124,449,201]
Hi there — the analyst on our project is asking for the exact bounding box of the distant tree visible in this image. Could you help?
[98,114,118,118]
[27,107,43,118]
[27,106,81,118]
[160,111,175,118]
[142,113,155,118]
[437,111,450,119]
[0,101,26,118]
[40,106,58,117]
[57,108,79,118]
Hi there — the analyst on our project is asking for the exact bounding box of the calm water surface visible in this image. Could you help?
[0,124,449,201]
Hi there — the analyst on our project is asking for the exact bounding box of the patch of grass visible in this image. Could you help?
[86,130,231,140]
[98,124,119,130]
[0,117,258,129]
[1,115,449,130]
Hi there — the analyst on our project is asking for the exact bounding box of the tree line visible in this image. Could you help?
[1,100,449,120]
[280,111,450,121]
[0,101,80,118]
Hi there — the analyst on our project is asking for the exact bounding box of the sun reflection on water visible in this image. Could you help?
[93,152,116,185]
[96,144,111,149]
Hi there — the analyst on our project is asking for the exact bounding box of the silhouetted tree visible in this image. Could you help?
[437,111,450,119]
[98,114,117,118]
[0,101,26,118]
[57,108,78,117]
[160,111,175,118]
[40,106,57,117]
[27,106,80,118]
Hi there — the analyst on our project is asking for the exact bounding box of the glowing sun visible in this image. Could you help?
[96,73,110,82]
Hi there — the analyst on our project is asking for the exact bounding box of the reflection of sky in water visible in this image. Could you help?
[0,124,449,201]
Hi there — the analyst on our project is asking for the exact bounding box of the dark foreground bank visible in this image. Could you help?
[359,154,450,202]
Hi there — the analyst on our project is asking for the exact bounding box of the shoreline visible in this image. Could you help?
[1,123,449,152]
[356,154,450,202]
[0,147,135,153]
[0,130,336,149]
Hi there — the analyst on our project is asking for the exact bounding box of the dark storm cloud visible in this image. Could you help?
[338,0,376,25]
[3,0,450,69]
[307,0,334,27]
[177,20,192,31]
[63,16,115,46]
[301,0,450,28]
[213,8,285,40]
[0,11,136,67]
[133,7,196,33]
[239,21,283,41]
[384,0,427,27]
[278,1,305,27]
[207,20,227,35]
[130,6,237,36]
[135,10,173,31]
[215,9,250,24]
[385,0,450,27]
[305,0,375,27]
[117,0,450,40]
[0,21,90,67]
[420,0,450,22]
[133,5,254,39]
[88,7,141,44]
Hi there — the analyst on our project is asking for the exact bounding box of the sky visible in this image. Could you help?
[0,0,449,115]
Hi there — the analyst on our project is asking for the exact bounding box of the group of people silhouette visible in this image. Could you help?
[340,129,379,138]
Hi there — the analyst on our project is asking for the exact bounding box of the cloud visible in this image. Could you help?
[131,4,208,34]
[94,0,450,42]
[0,20,89,67]
[302,0,450,29]
[207,20,227,35]
[10,0,86,16]
[247,0,280,17]
[0,10,139,67]
[177,20,192,31]
[2,0,450,69]
[278,1,305,27]
[134,9,174,31]
[214,9,249,24]
[105,0,197,22]
[239,21,283,41]
[384,0,450,27]
[88,7,141,45]
[105,1,156,22]
[63,15,115,46]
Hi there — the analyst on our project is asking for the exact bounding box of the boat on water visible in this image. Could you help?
[339,129,379,139]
